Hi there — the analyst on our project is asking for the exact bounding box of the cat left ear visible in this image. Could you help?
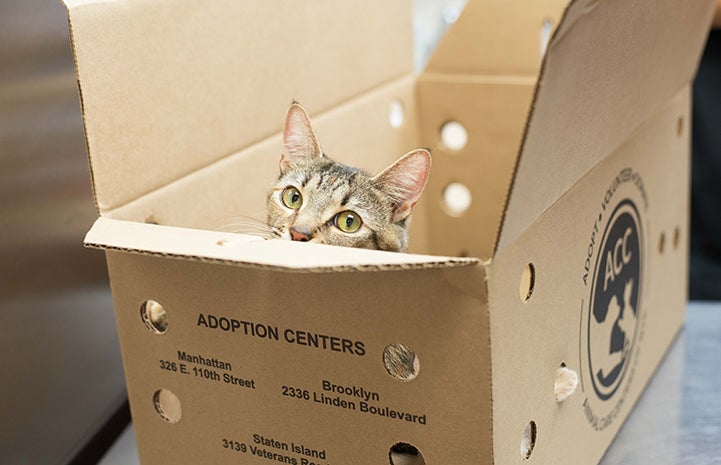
[280,102,323,174]
[372,149,431,223]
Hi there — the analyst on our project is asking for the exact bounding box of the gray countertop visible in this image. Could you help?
[99,302,721,465]
[600,302,721,465]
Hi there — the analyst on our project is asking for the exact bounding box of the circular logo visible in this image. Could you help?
[588,199,642,401]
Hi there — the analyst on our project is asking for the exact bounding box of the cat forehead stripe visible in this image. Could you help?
[271,103,431,252]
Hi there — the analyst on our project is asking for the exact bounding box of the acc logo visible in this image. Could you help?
[589,200,641,400]
[581,169,646,431]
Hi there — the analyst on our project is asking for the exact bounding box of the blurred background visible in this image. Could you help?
[0,2,127,465]
[0,1,718,464]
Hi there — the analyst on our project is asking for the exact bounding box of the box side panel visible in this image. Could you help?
[85,217,474,271]
[103,76,431,252]
[65,0,413,212]
[104,252,493,465]
[424,0,568,76]
[417,75,534,259]
[496,0,714,253]
[487,88,689,465]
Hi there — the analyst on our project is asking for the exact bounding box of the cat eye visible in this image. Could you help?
[335,210,362,233]
[281,186,303,209]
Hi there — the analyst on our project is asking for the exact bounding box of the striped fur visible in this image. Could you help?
[266,103,430,252]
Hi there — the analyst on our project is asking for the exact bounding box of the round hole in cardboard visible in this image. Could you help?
[153,389,182,423]
[554,363,579,402]
[442,182,472,216]
[383,344,420,381]
[441,4,461,25]
[440,121,468,151]
[389,99,405,128]
[140,300,168,334]
[389,442,425,465]
[540,19,553,58]
[673,226,681,250]
[520,420,537,460]
[519,263,535,302]
[658,232,666,254]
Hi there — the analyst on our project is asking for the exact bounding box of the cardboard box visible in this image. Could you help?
[64,0,714,464]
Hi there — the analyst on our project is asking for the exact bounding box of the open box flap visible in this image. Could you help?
[84,218,477,272]
[423,0,569,77]
[495,0,714,253]
[64,0,413,214]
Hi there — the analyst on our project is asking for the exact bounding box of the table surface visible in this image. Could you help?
[99,302,721,465]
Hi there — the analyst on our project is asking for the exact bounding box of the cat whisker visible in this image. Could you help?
[218,226,273,234]
[216,221,276,237]
[222,227,271,233]
[222,213,269,223]
[215,214,273,232]
[225,219,270,227]
[222,227,273,235]
[222,230,274,239]
[217,221,273,232]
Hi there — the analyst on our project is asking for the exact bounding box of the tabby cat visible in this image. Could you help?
[267,103,431,252]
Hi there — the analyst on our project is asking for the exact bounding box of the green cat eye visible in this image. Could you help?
[335,210,362,233]
[281,186,303,209]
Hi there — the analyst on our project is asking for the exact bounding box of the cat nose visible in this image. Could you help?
[289,227,312,242]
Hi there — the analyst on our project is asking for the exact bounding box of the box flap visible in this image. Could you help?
[84,218,476,272]
[424,0,569,76]
[64,0,412,214]
[495,0,714,253]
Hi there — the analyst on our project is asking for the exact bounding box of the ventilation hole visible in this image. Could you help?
[441,4,462,24]
[389,99,405,128]
[519,263,535,302]
[540,19,553,58]
[520,421,537,460]
[658,232,666,254]
[442,182,472,216]
[673,227,681,250]
[140,300,168,334]
[440,121,468,151]
[383,344,420,381]
[676,116,684,137]
[153,389,182,423]
[554,363,579,402]
[389,442,425,465]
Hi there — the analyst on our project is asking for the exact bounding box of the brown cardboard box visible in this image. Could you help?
[64,0,714,464]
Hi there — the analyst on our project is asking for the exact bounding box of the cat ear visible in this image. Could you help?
[372,149,431,222]
[280,102,323,174]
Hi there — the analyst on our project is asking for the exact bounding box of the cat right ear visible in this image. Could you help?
[372,149,431,223]
[280,102,323,174]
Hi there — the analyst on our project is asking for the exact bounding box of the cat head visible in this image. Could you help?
[266,103,431,252]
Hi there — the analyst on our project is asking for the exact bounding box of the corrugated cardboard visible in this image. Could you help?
[64,0,714,464]
[66,0,412,213]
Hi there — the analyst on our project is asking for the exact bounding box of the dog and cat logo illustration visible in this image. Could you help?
[583,196,644,429]
[591,276,637,399]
